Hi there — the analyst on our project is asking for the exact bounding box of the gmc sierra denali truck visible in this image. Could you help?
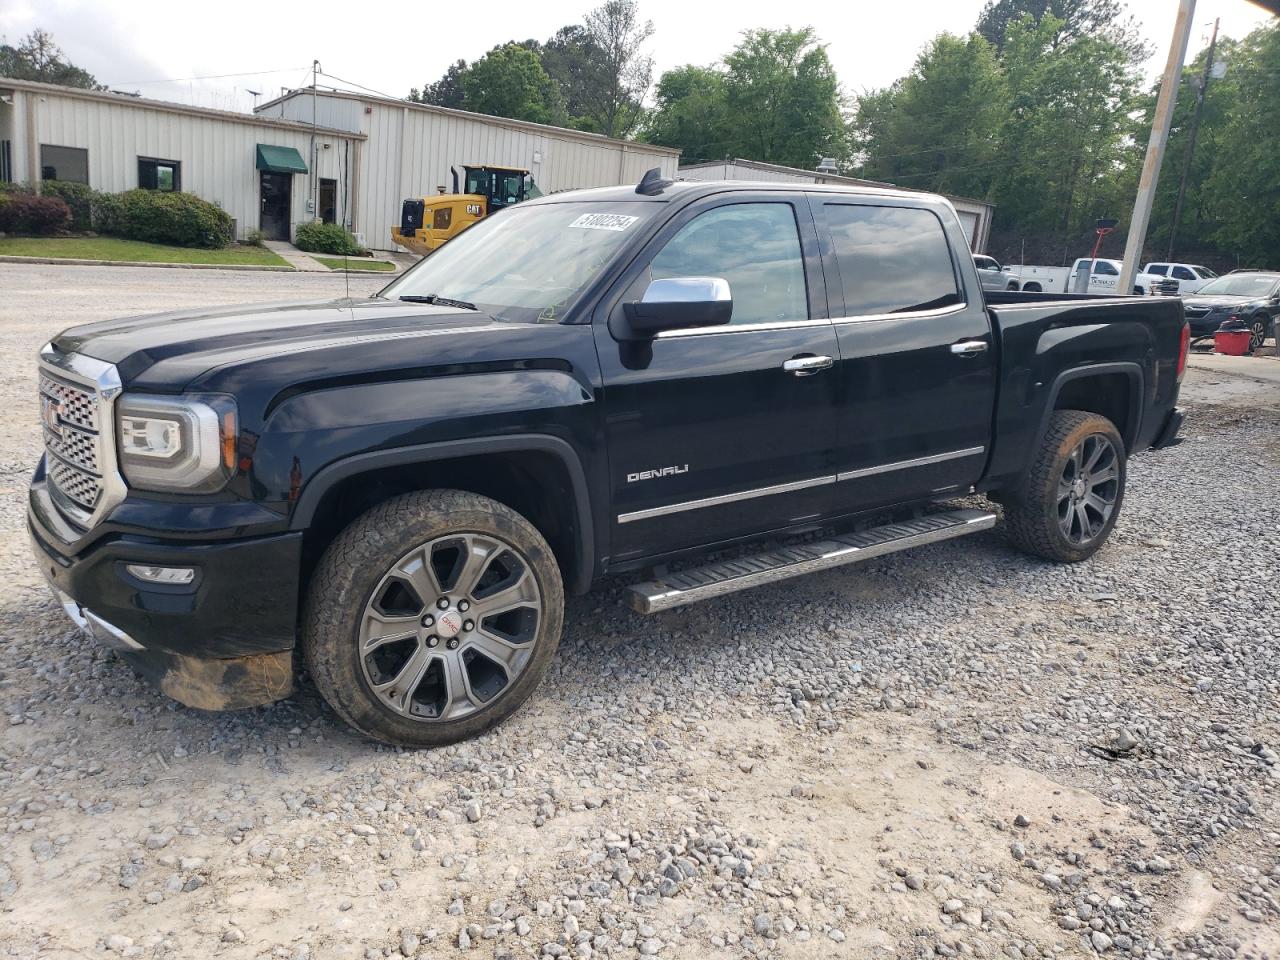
[28,172,1188,747]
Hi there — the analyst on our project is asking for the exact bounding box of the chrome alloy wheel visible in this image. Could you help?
[1057,434,1119,545]
[358,532,542,722]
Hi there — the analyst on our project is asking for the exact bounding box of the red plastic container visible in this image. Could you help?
[1214,329,1253,356]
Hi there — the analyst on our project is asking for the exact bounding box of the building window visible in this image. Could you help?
[138,157,180,191]
[40,144,89,184]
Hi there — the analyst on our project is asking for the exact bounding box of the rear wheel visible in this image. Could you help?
[1003,410,1126,563]
[1023,282,1042,293]
[304,489,564,746]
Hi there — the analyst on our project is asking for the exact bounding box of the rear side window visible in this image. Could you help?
[649,203,807,325]
[1147,264,1169,276]
[1092,261,1119,276]
[825,204,961,316]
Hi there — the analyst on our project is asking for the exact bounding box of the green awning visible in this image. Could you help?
[255,144,307,174]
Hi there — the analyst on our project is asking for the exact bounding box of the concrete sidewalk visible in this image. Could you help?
[1188,348,1280,385]
[263,240,328,272]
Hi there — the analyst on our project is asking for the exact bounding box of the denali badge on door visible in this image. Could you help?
[626,465,689,483]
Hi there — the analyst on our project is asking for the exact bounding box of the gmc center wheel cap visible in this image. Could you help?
[435,608,463,638]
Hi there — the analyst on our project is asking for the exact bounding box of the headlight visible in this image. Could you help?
[117,394,237,493]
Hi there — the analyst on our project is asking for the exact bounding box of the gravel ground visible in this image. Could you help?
[1,263,1278,960]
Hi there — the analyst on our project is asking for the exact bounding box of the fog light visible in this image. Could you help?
[125,564,196,585]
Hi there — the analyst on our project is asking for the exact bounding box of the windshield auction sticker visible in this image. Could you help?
[569,214,639,232]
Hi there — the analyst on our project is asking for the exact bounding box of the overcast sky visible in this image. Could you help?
[2,0,1274,116]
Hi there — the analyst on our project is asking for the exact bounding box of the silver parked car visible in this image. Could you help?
[974,254,1019,292]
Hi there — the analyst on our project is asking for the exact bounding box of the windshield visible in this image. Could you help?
[382,201,655,323]
[1195,274,1278,298]
[1192,265,1217,279]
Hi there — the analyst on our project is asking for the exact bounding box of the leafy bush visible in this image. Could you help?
[244,228,267,247]
[93,190,233,248]
[40,181,95,232]
[294,220,361,255]
[0,193,72,235]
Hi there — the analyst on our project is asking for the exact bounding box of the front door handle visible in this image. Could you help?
[783,355,834,376]
[950,340,989,356]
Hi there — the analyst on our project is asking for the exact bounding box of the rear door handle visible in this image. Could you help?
[783,355,834,376]
[950,340,988,356]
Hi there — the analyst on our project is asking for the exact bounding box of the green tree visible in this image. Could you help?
[723,27,847,169]
[0,29,102,89]
[643,65,732,163]
[1197,23,1280,265]
[975,0,1147,60]
[853,33,1007,200]
[992,19,1141,254]
[460,44,565,126]
[581,0,654,138]
[410,59,468,108]
[541,24,609,132]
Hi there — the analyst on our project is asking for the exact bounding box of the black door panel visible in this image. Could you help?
[813,196,997,510]
[594,193,839,563]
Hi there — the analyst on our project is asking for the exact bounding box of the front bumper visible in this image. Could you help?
[29,479,302,710]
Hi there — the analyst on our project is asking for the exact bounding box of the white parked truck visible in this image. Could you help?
[1133,262,1218,295]
[1002,258,1128,295]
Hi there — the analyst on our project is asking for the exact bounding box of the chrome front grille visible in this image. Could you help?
[39,371,103,512]
[37,347,125,528]
[39,373,99,430]
[47,456,102,509]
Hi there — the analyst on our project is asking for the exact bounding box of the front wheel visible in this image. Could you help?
[1003,410,1127,563]
[1249,314,1270,352]
[304,489,564,746]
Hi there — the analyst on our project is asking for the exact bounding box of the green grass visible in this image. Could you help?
[0,236,291,267]
[313,256,397,272]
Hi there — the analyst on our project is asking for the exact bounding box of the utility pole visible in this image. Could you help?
[1117,0,1195,298]
[1167,17,1219,261]
[310,60,320,222]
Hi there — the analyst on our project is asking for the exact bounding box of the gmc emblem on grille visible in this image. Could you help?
[41,396,63,431]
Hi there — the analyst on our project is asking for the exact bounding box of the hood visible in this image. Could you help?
[1181,294,1254,310]
[53,297,509,387]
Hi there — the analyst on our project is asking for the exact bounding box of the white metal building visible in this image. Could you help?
[255,88,681,251]
[0,77,364,243]
[678,158,995,253]
[0,78,680,250]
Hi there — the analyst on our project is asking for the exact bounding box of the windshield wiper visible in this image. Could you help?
[398,294,478,311]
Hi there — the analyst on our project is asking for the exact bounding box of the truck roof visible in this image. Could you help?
[525,178,951,207]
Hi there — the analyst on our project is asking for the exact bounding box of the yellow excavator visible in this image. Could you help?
[392,165,541,255]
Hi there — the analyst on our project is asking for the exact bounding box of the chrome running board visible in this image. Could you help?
[627,508,997,614]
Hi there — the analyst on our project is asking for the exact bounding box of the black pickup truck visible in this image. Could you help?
[28,173,1188,746]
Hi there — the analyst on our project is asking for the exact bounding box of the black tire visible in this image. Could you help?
[1248,314,1269,352]
[1003,410,1127,563]
[1134,286,1145,296]
[303,489,564,747]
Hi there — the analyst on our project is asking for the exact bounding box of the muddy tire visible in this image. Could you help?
[303,489,563,747]
[1003,410,1127,563]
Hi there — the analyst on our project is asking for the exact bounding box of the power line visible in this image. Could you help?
[107,66,310,86]
[315,69,404,103]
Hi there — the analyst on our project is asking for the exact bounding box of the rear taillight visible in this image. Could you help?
[1176,322,1189,381]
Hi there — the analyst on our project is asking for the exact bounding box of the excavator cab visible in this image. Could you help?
[392,165,540,256]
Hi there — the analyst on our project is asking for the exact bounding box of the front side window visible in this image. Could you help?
[647,203,807,326]
[974,256,998,271]
[1172,266,1195,281]
[826,204,961,316]
[1147,264,1169,276]
[138,157,180,191]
